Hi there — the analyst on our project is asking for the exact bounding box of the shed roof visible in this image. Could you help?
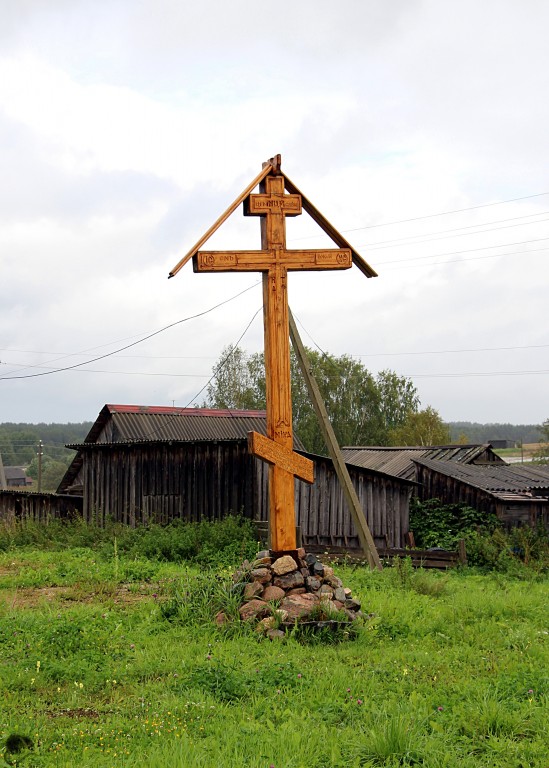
[76,404,272,446]
[3,467,27,481]
[413,457,549,502]
[341,445,500,481]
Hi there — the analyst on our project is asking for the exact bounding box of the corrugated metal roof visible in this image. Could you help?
[77,405,267,444]
[72,404,306,448]
[414,457,549,499]
[341,445,500,480]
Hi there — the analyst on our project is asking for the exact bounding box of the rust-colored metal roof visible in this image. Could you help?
[414,457,549,501]
[341,445,501,481]
[76,404,271,446]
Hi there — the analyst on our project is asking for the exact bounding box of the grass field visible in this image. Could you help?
[0,524,547,767]
[493,443,543,462]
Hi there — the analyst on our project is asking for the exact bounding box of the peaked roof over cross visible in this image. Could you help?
[168,154,377,279]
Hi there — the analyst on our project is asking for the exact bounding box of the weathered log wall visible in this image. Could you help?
[71,441,412,547]
[0,491,82,524]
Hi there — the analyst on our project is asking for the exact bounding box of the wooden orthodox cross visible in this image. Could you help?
[169,155,377,555]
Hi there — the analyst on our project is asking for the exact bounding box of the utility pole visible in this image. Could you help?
[0,450,6,490]
[37,440,43,492]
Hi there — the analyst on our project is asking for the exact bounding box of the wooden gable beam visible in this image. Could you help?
[168,162,273,278]
[282,173,378,279]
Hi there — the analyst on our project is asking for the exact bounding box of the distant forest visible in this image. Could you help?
[0,419,544,469]
[0,422,92,467]
[448,422,543,445]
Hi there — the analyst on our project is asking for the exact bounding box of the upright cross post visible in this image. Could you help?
[169,156,378,557]
[252,172,301,552]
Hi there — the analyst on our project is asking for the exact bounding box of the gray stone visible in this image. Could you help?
[272,555,298,576]
[319,584,334,598]
[312,562,324,577]
[286,587,306,596]
[250,567,272,584]
[244,581,264,600]
[334,587,347,603]
[273,570,305,590]
[305,553,317,567]
[326,575,343,589]
[266,629,286,640]
[346,598,362,612]
[305,576,321,591]
[256,550,270,560]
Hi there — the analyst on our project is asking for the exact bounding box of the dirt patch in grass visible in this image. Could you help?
[1,584,155,609]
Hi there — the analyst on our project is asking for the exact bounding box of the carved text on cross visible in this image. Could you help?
[193,174,352,552]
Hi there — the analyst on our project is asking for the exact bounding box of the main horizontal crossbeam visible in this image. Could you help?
[194,249,352,272]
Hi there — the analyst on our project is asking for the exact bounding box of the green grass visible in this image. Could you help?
[0,523,547,766]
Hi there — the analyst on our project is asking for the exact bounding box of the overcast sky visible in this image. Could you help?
[0,0,548,430]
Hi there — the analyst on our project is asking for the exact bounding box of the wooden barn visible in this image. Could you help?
[58,404,414,548]
[413,458,549,528]
[341,444,548,528]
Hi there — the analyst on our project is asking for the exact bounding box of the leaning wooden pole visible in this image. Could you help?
[289,310,382,571]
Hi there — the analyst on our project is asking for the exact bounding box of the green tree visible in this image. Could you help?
[375,369,420,431]
[206,345,265,410]
[205,345,419,453]
[27,455,71,492]
[388,406,451,446]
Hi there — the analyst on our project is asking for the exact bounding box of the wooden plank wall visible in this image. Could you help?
[82,443,256,526]
[295,456,410,549]
[415,464,548,528]
[78,442,411,546]
[0,491,83,524]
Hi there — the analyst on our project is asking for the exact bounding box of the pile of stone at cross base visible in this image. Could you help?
[229,547,364,639]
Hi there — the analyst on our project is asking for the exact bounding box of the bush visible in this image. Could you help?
[0,515,259,568]
[409,497,499,549]
[465,524,549,574]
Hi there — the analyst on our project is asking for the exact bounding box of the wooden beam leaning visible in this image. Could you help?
[282,173,378,279]
[168,163,273,278]
[288,309,382,571]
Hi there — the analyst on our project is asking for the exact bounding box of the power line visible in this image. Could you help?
[382,245,549,271]
[127,306,264,442]
[1,362,210,378]
[289,191,549,242]
[357,213,549,251]
[352,343,549,358]
[336,192,549,233]
[375,237,549,267]
[406,369,549,379]
[0,281,260,381]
